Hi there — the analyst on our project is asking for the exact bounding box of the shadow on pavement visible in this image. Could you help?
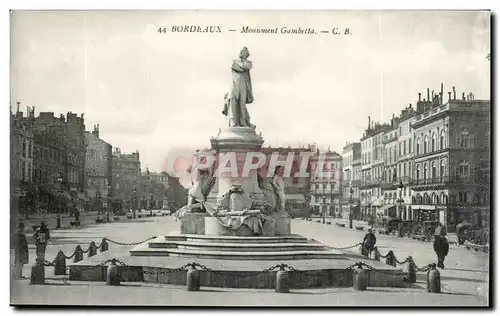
[440,276,487,283]
[445,267,488,273]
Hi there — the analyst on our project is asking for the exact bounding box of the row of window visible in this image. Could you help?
[415,160,474,180]
[311,183,339,192]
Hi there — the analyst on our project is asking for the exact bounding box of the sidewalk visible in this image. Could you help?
[10,278,485,306]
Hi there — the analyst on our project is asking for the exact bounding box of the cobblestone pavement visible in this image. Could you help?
[10,217,489,306]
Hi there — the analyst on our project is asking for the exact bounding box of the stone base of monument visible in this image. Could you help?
[68,231,405,289]
[180,212,290,236]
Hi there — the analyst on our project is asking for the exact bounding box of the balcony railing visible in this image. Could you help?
[360,179,382,188]
[409,176,480,186]
[351,180,361,187]
[341,180,351,186]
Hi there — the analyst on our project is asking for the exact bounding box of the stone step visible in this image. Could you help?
[130,246,343,260]
[148,240,327,252]
[164,234,309,244]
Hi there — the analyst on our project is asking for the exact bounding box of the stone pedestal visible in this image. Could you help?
[204,216,277,236]
[272,212,291,236]
[205,217,255,236]
[208,127,266,208]
[180,213,208,235]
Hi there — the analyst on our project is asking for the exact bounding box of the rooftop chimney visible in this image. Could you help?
[462,92,466,101]
[16,101,20,113]
[427,88,430,102]
[368,116,371,130]
[448,92,451,101]
[440,82,444,105]
[418,93,421,101]
[452,86,456,100]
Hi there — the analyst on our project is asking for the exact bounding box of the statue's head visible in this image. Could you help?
[239,47,250,59]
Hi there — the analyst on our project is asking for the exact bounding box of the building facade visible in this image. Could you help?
[112,148,141,210]
[10,103,35,222]
[381,118,399,218]
[410,88,490,231]
[309,149,342,217]
[85,125,113,211]
[340,142,361,219]
[360,119,389,220]
[340,83,491,232]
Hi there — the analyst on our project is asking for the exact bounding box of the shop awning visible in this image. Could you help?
[417,205,437,211]
[372,198,384,207]
[378,204,396,212]
[285,194,306,203]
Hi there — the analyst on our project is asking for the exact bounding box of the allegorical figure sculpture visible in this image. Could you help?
[186,168,216,212]
[272,166,286,212]
[223,47,255,129]
[257,166,286,213]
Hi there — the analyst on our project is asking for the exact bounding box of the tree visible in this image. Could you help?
[166,176,188,210]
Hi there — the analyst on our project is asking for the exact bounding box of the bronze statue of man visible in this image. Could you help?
[225,47,255,129]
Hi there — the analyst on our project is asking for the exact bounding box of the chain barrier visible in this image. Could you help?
[355,262,411,277]
[329,242,362,251]
[104,236,156,246]
[63,249,77,260]
[376,249,391,259]
[395,257,410,265]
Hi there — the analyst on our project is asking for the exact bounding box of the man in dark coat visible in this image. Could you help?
[433,234,449,269]
[13,222,28,278]
[362,228,377,255]
[33,221,50,262]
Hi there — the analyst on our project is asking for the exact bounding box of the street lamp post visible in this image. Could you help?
[55,174,63,229]
[149,193,154,217]
[349,186,354,229]
[106,184,112,222]
[397,180,405,237]
[132,187,137,219]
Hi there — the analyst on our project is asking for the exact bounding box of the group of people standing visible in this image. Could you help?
[361,223,450,269]
[12,221,51,279]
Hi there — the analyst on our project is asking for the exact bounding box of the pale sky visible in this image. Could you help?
[10,10,490,172]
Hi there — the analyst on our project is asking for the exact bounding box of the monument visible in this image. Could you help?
[178,46,290,237]
[69,48,404,289]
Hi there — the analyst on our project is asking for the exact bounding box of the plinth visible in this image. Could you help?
[208,126,267,210]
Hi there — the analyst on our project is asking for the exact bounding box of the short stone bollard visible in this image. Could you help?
[186,264,200,291]
[106,259,121,286]
[88,241,98,258]
[100,238,109,252]
[275,266,290,293]
[427,264,441,293]
[54,250,67,275]
[30,260,45,285]
[361,245,369,257]
[73,245,84,263]
[406,256,416,283]
[370,247,380,261]
[352,262,368,291]
[385,251,397,267]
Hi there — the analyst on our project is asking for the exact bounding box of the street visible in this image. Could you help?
[10,216,489,306]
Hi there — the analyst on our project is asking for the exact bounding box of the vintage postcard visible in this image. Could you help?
[9,10,491,307]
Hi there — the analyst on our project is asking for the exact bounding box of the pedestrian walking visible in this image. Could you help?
[33,221,50,263]
[362,227,377,256]
[433,233,449,269]
[13,222,28,278]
